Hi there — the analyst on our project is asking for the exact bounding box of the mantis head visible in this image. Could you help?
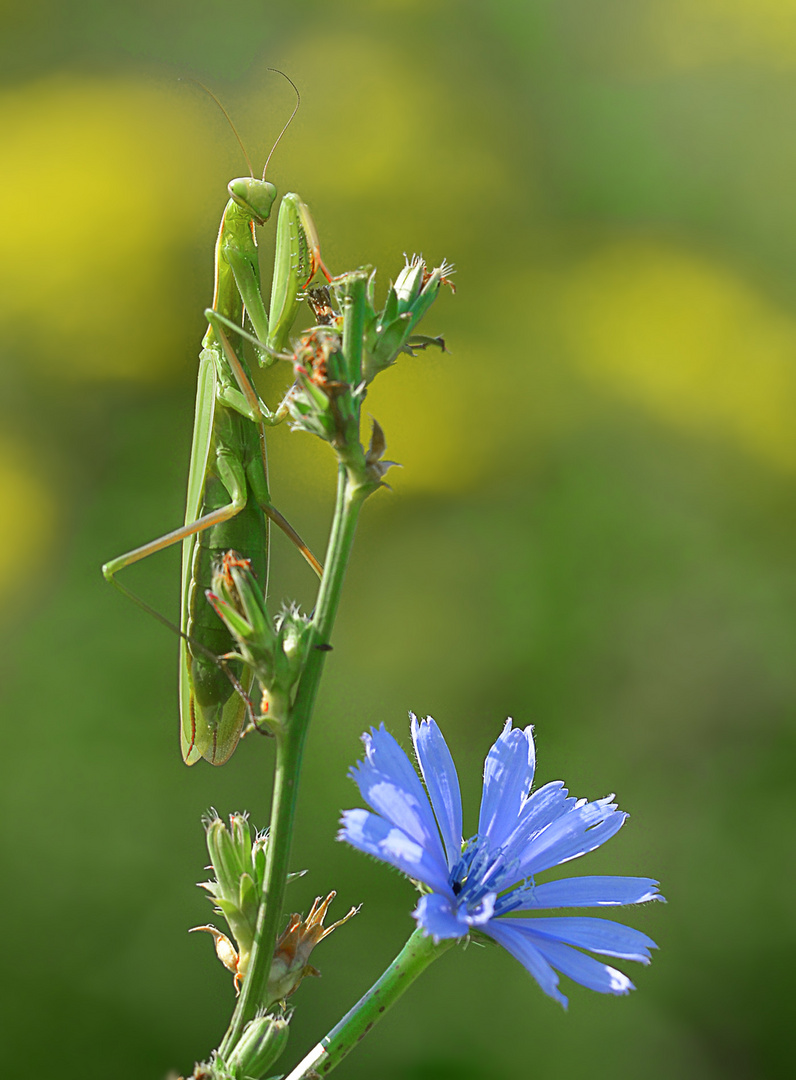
[227,177,278,226]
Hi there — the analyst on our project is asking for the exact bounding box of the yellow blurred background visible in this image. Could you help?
[1,2,794,1077]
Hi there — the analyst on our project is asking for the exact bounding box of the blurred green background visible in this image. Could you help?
[2,1,795,1077]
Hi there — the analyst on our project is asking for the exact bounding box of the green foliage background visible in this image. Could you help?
[1,2,794,1077]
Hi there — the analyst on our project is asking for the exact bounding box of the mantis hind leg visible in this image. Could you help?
[102,496,245,584]
[263,504,323,579]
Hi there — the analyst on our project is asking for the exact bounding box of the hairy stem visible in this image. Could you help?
[219,465,367,1055]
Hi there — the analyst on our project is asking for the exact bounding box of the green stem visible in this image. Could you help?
[340,272,366,384]
[219,464,367,1056]
[283,928,455,1079]
[218,726,303,1056]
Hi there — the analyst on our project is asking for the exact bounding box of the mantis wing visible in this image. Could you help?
[179,346,254,766]
[179,348,217,764]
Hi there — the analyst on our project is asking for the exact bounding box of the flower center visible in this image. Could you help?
[448,834,533,920]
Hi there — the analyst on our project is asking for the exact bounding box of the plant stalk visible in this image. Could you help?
[219,464,367,1055]
[283,928,455,1079]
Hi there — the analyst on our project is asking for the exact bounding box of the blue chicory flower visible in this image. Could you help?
[339,715,662,1007]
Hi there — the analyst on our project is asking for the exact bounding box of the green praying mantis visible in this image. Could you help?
[103,77,329,766]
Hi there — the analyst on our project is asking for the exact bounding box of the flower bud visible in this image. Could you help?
[208,552,275,674]
[195,813,269,987]
[287,328,362,448]
[206,555,315,732]
[363,255,453,379]
[393,256,426,309]
[273,603,312,666]
[204,812,251,900]
[224,1013,290,1080]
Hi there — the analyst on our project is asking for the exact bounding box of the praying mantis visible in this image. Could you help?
[103,77,329,766]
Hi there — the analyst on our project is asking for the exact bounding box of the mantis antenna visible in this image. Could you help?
[262,67,301,180]
[186,77,256,178]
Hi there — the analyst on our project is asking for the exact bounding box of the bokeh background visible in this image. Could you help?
[2,1,794,1077]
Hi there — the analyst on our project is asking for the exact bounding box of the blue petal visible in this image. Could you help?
[478,720,536,848]
[497,781,573,865]
[482,918,568,1007]
[411,715,463,869]
[350,777,444,862]
[519,932,635,996]
[362,724,426,796]
[511,916,657,962]
[349,725,446,866]
[516,797,627,877]
[338,808,452,893]
[517,876,663,909]
[413,892,469,941]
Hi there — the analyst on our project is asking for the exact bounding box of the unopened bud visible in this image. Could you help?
[364,255,453,378]
[196,813,269,988]
[225,1013,290,1080]
[393,256,426,309]
[204,812,251,900]
[208,552,272,653]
